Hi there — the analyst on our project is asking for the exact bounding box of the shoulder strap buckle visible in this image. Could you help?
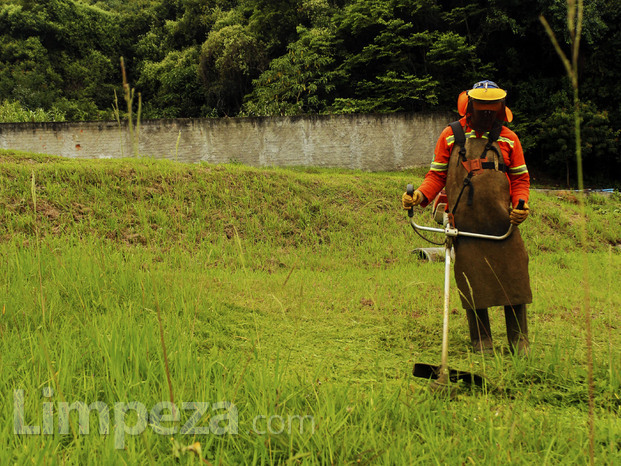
[462,158,482,173]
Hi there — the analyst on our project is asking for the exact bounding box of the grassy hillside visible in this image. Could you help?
[1,149,619,464]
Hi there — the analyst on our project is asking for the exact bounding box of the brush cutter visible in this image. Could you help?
[405,184,524,396]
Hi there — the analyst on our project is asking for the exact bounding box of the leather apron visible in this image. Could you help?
[445,137,532,310]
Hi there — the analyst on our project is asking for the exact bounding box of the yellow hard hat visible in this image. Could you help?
[467,80,507,100]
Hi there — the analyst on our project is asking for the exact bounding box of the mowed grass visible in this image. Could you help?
[0,149,619,464]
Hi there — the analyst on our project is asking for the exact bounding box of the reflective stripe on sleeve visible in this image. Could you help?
[430,162,448,172]
[497,136,515,147]
[508,164,528,175]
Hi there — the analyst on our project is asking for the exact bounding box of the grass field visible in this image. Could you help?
[1,149,619,464]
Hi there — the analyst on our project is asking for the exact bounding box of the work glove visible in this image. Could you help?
[402,190,424,210]
[510,201,529,225]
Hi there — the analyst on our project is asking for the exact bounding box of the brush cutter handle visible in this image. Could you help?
[406,189,524,240]
[406,184,415,218]
[407,183,445,234]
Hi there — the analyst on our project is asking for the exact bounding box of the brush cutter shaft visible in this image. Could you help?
[440,244,451,375]
[411,240,488,389]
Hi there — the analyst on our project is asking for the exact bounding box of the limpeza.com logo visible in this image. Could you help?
[14,388,315,449]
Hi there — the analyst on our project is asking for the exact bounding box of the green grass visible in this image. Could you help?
[1,149,619,464]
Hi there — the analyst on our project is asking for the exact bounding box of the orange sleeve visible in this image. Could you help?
[504,132,530,207]
[418,126,452,207]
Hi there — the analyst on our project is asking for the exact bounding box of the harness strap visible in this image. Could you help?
[449,121,467,161]
[448,120,505,223]
[482,120,504,161]
[451,172,474,215]
[487,121,503,147]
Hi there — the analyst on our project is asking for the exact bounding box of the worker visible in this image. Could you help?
[403,80,532,355]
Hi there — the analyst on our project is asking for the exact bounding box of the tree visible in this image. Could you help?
[425,31,495,107]
[199,23,267,115]
[0,0,123,119]
[329,0,449,113]
[243,0,304,57]
[536,101,619,186]
[242,26,340,116]
[138,46,206,118]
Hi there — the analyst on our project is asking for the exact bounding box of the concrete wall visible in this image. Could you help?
[0,112,453,171]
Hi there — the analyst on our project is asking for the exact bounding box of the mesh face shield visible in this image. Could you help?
[469,99,504,132]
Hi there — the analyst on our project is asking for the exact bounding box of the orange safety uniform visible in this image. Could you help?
[417,116,530,209]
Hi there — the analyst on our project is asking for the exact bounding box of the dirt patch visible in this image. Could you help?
[71,203,93,221]
[121,230,148,245]
[36,199,61,220]
[360,297,375,307]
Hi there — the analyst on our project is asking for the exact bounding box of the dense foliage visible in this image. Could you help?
[1,0,619,182]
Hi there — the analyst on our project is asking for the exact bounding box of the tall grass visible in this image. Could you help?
[540,1,597,461]
[29,171,46,324]
[112,58,142,158]
[0,150,619,464]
